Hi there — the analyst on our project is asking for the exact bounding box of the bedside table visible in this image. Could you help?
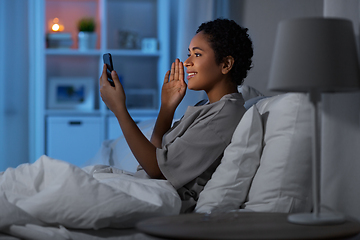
[137,212,360,239]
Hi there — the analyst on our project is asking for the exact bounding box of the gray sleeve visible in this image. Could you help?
[157,96,246,190]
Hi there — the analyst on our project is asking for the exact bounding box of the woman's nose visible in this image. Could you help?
[184,57,192,67]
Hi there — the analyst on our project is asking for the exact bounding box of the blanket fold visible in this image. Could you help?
[0,155,181,234]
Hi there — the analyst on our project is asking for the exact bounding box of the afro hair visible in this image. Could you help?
[196,18,253,86]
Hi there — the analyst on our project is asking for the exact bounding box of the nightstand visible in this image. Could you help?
[137,212,360,239]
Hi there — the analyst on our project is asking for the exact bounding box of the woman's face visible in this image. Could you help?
[184,31,223,92]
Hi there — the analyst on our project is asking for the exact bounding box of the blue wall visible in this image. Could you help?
[0,0,30,171]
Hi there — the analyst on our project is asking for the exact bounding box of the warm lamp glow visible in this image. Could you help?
[52,24,60,31]
[50,18,64,32]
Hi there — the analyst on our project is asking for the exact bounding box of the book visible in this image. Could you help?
[47,32,72,40]
[46,32,73,49]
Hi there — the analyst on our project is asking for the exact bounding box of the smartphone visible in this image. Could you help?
[103,53,115,87]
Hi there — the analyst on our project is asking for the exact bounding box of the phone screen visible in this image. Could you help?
[103,53,115,87]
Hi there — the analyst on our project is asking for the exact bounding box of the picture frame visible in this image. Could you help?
[48,77,94,110]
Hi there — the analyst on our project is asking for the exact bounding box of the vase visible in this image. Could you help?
[78,32,97,50]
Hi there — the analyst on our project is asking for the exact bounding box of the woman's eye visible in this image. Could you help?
[187,53,201,57]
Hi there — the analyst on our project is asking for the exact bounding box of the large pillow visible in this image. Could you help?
[195,105,263,213]
[242,93,312,213]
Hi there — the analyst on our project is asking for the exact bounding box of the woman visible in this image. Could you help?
[100,18,253,212]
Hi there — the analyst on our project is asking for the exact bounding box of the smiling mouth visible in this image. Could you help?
[187,72,197,80]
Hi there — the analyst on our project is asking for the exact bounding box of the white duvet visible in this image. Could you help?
[0,155,181,239]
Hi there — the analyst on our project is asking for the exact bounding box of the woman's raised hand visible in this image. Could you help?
[161,59,187,110]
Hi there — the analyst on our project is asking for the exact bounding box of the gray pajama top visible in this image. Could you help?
[157,92,246,212]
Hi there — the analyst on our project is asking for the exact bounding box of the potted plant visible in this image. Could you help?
[77,17,97,50]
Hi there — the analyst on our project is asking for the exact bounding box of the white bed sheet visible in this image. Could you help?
[0,155,181,240]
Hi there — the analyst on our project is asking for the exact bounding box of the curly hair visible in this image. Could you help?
[196,18,253,86]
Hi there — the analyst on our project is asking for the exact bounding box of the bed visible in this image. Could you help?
[0,86,319,239]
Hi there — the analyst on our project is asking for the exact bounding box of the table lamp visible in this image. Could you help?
[268,17,360,225]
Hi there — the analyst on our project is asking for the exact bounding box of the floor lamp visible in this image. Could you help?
[268,18,360,225]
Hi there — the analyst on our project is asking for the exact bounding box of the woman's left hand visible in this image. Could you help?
[160,59,187,111]
[99,64,126,115]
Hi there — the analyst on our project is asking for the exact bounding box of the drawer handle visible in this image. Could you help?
[69,121,82,125]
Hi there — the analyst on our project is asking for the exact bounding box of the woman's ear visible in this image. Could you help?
[221,56,235,75]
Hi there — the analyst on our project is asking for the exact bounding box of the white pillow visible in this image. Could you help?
[238,84,265,102]
[85,119,156,173]
[243,93,312,213]
[110,119,156,172]
[195,105,263,213]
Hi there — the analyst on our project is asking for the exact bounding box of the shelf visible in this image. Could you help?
[45,48,161,57]
[45,109,102,116]
[45,109,159,117]
[46,49,102,56]
[29,0,170,162]
[108,49,161,57]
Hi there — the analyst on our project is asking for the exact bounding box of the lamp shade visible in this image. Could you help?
[268,18,360,92]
